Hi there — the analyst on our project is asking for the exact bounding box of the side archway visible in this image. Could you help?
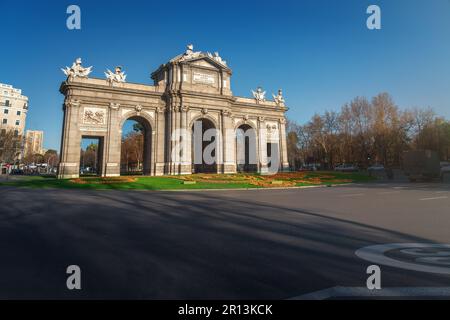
[120,113,154,175]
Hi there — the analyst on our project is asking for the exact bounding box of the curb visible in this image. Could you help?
[0,183,353,193]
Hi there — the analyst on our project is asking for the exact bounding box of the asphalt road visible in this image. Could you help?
[1,182,450,299]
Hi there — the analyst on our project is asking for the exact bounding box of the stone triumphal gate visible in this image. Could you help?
[58,45,289,178]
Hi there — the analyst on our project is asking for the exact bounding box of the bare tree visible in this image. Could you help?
[285,92,450,170]
[0,129,23,164]
[121,132,144,173]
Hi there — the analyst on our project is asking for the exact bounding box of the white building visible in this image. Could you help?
[0,83,29,164]
[0,83,28,136]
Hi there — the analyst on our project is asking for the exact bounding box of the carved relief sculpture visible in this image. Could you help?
[83,108,105,125]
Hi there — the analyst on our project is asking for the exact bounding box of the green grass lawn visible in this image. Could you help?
[297,171,375,186]
[0,171,375,191]
[0,176,258,190]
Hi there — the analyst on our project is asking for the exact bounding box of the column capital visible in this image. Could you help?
[221,109,232,117]
[64,99,81,108]
[109,102,120,110]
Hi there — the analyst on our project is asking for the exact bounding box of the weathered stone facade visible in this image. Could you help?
[58,46,289,179]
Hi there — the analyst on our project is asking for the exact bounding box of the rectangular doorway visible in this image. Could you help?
[80,136,104,176]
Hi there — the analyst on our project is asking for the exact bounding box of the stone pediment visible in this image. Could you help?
[182,56,230,72]
[190,58,220,69]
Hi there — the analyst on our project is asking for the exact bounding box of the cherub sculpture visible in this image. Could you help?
[61,58,93,80]
[105,66,127,84]
[252,87,266,103]
[272,89,285,106]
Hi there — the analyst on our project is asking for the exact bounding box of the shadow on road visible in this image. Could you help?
[0,187,449,299]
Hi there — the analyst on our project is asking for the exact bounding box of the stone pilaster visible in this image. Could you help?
[104,102,121,177]
[58,99,81,179]
[279,118,290,171]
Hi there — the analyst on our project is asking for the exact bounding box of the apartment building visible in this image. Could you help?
[0,83,29,163]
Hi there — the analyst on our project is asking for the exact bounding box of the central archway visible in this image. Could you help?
[236,124,257,173]
[191,118,217,174]
[120,116,152,176]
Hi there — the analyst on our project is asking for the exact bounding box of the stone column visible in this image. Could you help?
[179,106,191,174]
[279,118,290,171]
[171,105,179,174]
[259,118,268,174]
[256,117,264,173]
[216,111,223,174]
[154,106,166,176]
[164,105,172,175]
[222,110,236,174]
[165,104,173,175]
[58,99,81,179]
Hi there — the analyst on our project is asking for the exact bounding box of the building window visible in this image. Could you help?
[14,130,18,137]
[15,120,20,126]
[3,109,8,114]
[5,100,9,106]
[17,110,21,116]
[2,119,7,124]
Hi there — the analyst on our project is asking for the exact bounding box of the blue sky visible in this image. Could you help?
[1,0,450,151]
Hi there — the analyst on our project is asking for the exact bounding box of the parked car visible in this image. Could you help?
[334,164,358,172]
[298,163,321,171]
[10,169,24,175]
[368,164,385,172]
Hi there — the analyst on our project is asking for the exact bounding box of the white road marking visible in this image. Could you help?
[419,196,448,201]
[377,191,401,195]
[355,243,450,275]
[339,193,365,198]
[289,286,450,300]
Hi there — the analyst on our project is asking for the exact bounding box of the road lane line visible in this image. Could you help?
[339,193,365,198]
[378,191,401,195]
[419,196,448,201]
